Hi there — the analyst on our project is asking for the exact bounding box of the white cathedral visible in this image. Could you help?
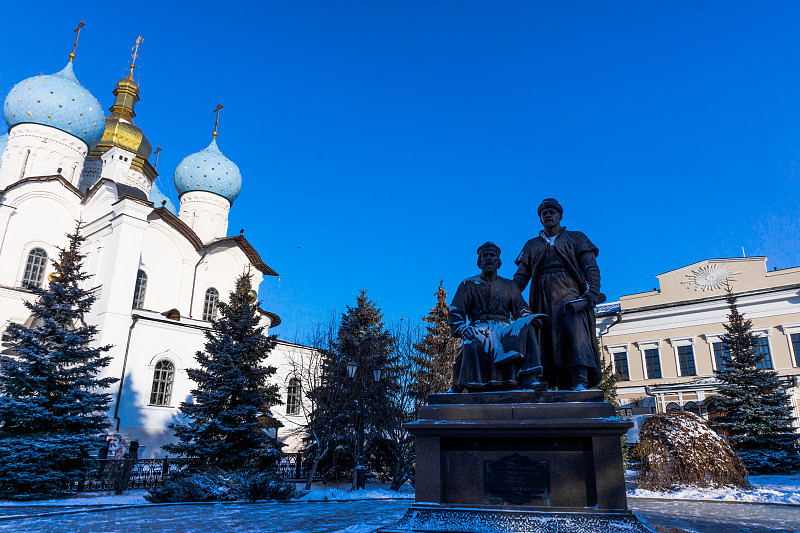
[0,40,310,457]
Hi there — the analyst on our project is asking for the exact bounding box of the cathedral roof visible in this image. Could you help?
[173,138,241,204]
[148,183,175,213]
[150,207,276,276]
[3,61,104,148]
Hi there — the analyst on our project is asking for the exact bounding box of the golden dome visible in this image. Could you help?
[92,74,152,160]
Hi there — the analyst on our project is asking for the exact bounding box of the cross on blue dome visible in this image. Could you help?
[3,62,105,148]
[173,138,242,204]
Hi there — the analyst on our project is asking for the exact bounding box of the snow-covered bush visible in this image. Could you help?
[634,410,749,491]
[228,469,297,502]
[146,466,296,503]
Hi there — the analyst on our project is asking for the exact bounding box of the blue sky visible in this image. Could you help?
[2,2,800,341]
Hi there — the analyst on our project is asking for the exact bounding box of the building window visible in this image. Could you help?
[791,333,800,367]
[286,377,301,416]
[677,345,696,376]
[754,337,773,369]
[665,402,680,412]
[613,351,630,381]
[684,401,701,416]
[149,360,175,406]
[21,248,47,288]
[132,270,147,309]
[202,288,219,321]
[713,342,730,372]
[644,348,662,379]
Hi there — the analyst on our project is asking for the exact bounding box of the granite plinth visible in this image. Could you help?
[387,390,636,532]
[380,505,657,533]
[427,390,604,405]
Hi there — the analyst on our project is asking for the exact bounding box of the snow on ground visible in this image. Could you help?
[627,473,800,505]
[297,487,414,502]
[0,490,151,506]
[0,475,797,506]
[0,482,414,507]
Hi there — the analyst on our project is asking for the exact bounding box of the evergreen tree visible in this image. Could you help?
[711,287,799,474]
[308,290,396,488]
[0,223,116,496]
[598,349,627,465]
[411,280,458,407]
[598,353,621,410]
[164,273,282,470]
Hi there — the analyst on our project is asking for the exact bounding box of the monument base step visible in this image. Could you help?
[379,505,657,533]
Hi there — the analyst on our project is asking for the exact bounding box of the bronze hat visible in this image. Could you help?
[537,198,563,216]
[476,242,501,256]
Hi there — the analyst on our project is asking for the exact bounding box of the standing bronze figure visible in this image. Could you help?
[449,242,546,392]
[513,199,603,390]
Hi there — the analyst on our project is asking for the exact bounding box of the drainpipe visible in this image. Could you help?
[114,315,139,431]
[598,310,622,355]
[188,250,208,318]
[0,204,16,260]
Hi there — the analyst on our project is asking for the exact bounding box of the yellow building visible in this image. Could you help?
[596,257,800,430]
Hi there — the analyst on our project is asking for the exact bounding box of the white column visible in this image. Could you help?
[85,198,151,422]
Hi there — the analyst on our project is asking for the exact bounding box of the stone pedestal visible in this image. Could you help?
[380,390,655,533]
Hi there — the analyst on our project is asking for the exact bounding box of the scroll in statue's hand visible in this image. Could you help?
[461,326,476,341]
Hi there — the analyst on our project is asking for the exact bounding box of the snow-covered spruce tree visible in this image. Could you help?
[163,273,282,470]
[411,280,458,408]
[0,223,116,497]
[710,287,799,474]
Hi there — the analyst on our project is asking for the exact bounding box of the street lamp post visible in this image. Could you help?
[346,359,382,490]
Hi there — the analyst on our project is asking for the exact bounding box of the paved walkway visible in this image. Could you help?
[629,499,800,533]
[0,499,798,533]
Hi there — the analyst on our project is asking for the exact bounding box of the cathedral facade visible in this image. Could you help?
[0,40,309,457]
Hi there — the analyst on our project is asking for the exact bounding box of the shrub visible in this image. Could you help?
[146,466,296,503]
[634,410,749,491]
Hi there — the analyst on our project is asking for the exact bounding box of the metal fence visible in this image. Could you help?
[73,454,307,492]
[277,453,305,480]
[73,458,196,492]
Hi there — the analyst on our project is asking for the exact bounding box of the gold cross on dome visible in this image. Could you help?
[129,35,144,76]
[212,103,224,138]
[69,21,86,62]
[153,146,162,169]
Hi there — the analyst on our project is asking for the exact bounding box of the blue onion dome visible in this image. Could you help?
[149,183,175,213]
[173,138,241,204]
[3,61,105,148]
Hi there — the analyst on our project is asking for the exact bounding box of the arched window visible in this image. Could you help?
[665,402,681,412]
[149,360,175,406]
[21,248,47,289]
[684,401,701,416]
[286,378,301,416]
[132,270,147,309]
[202,288,219,321]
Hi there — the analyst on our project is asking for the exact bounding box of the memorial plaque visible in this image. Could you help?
[484,454,549,505]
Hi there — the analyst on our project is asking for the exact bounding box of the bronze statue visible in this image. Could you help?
[513,199,603,391]
[449,242,546,392]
